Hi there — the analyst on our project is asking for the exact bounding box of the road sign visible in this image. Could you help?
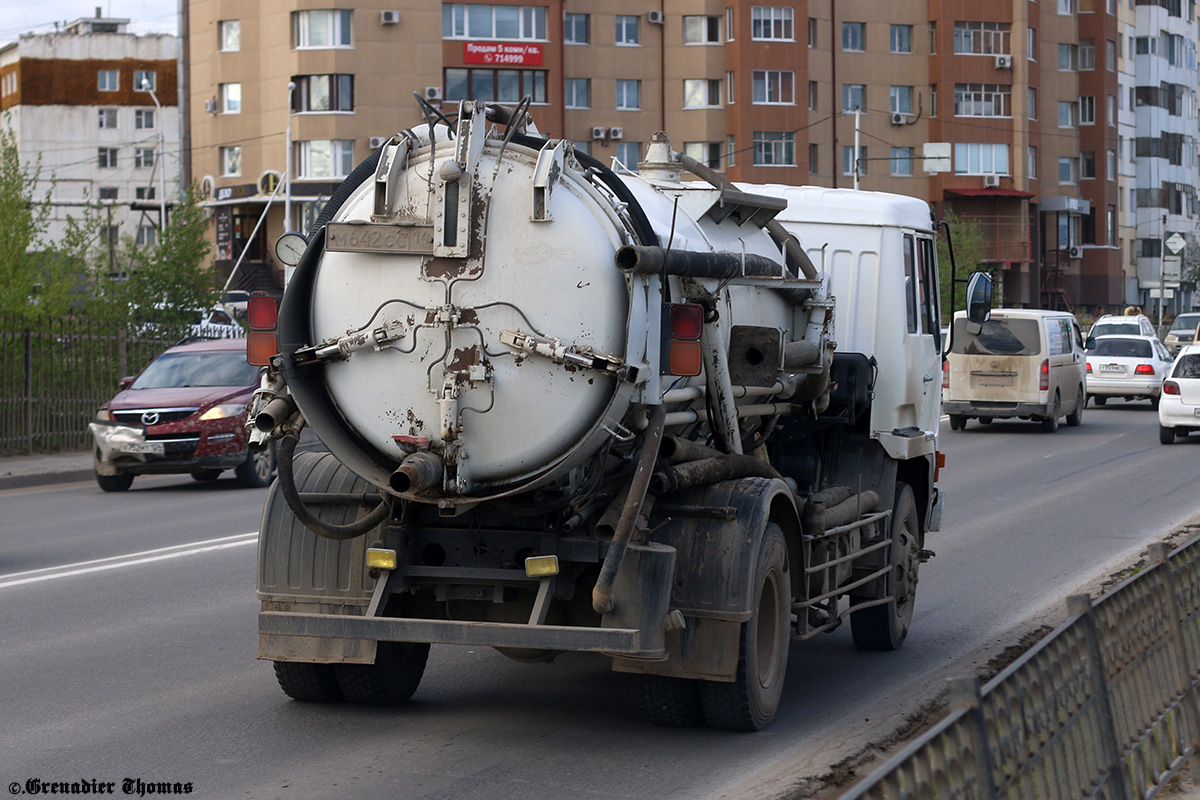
[922,143,951,173]
[1166,232,1186,254]
[1164,255,1182,280]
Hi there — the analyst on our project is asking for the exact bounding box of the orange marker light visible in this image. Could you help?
[669,340,703,376]
[247,331,278,366]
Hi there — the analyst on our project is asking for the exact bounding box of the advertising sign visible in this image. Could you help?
[463,42,543,65]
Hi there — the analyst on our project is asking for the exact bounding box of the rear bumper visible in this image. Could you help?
[1159,400,1200,430]
[943,400,1049,419]
[1087,378,1160,398]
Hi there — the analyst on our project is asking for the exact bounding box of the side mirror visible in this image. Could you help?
[1085,336,1096,351]
[965,272,992,325]
[118,376,135,390]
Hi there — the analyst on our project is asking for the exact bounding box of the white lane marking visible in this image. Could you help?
[0,532,258,589]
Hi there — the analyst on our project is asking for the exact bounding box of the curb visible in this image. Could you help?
[0,468,95,491]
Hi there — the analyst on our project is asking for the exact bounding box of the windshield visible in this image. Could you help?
[1090,322,1139,338]
[132,350,259,389]
[1170,314,1200,332]
[1092,338,1151,358]
[952,317,1041,356]
[1174,355,1200,379]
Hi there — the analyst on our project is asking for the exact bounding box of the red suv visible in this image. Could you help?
[88,338,273,491]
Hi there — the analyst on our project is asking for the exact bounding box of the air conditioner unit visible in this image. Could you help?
[204,98,217,114]
[608,127,624,140]
[647,10,664,24]
[994,54,1012,69]
[982,174,1000,188]
[380,10,400,25]
[591,126,608,140]
[423,86,443,101]
[890,112,907,125]
[369,136,388,149]
[1068,245,1083,259]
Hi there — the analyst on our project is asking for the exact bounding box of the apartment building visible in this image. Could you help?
[188,1,1196,312]
[0,13,178,270]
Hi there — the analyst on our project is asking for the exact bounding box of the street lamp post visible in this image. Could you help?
[285,81,295,233]
[142,79,167,232]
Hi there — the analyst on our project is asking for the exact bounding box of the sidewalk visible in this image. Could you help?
[0,450,95,490]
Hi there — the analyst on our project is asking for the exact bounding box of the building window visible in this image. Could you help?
[1081,150,1095,179]
[298,140,354,178]
[1107,149,1116,178]
[727,8,735,41]
[891,147,914,176]
[443,4,547,40]
[134,109,154,129]
[1028,28,1037,60]
[1107,94,1115,125]
[291,75,353,112]
[219,20,240,51]
[954,84,1011,117]
[616,15,640,45]
[564,13,588,44]
[726,72,735,104]
[1106,39,1115,69]
[954,142,1009,175]
[953,21,1011,55]
[684,142,723,169]
[842,21,865,51]
[752,71,794,105]
[754,132,795,166]
[98,187,118,200]
[1079,39,1095,70]
[751,7,793,41]
[808,80,818,110]
[1028,145,1037,179]
[842,84,865,111]
[684,79,721,108]
[1028,87,1037,119]
[98,109,117,129]
[616,142,641,170]
[891,24,912,53]
[136,225,156,247]
[135,186,155,200]
[808,17,817,47]
[564,78,590,108]
[573,141,590,156]
[683,15,721,44]
[617,79,641,110]
[1058,43,1076,70]
[1079,95,1095,125]
[221,145,242,176]
[1058,0,1076,13]
[97,70,119,92]
[1058,101,1077,127]
[891,85,913,114]
[809,143,818,172]
[444,68,547,103]
[98,148,118,168]
[1058,156,1078,183]
[931,85,937,116]
[929,21,937,54]
[727,135,736,167]
[843,145,867,176]
[293,9,352,48]
[101,225,120,248]
[220,83,241,114]
[134,148,155,169]
[134,70,155,92]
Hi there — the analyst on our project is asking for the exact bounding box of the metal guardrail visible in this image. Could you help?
[841,535,1200,800]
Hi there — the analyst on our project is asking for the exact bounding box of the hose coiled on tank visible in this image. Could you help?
[276,434,392,540]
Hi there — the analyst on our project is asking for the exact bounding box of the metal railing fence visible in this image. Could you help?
[841,535,1200,800]
[0,314,241,455]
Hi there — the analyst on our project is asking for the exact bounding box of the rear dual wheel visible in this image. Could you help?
[273,641,430,705]
[851,484,920,651]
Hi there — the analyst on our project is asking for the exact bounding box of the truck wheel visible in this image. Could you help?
[851,484,919,652]
[699,523,790,731]
[1066,388,1084,427]
[235,443,275,488]
[1041,393,1060,432]
[634,675,704,727]
[1160,425,1175,445]
[335,641,430,705]
[948,414,966,431]
[273,661,343,702]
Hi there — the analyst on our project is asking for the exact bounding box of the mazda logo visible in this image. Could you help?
[141,411,160,425]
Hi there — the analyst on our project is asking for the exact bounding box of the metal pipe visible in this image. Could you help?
[649,454,783,496]
[662,381,787,405]
[389,451,444,493]
[660,435,724,464]
[616,244,787,279]
[254,396,296,432]
[592,405,666,615]
[664,401,794,428]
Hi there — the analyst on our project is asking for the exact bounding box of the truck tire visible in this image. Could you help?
[235,443,275,488]
[273,661,343,702]
[334,641,430,705]
[851,484,919,652]
[634,675,705,727]
[948,414,966,431]
[699,523,790,731]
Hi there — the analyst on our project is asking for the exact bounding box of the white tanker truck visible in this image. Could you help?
[248,98,990,731]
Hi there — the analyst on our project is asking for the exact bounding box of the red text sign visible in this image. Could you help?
[463,42,543,66]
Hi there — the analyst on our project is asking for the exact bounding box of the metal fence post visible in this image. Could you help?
[1068,593,1131,800]
[947,675,998,800]
[117,326,127,383]
[22,327,32,454]
[1149,542,1200,786]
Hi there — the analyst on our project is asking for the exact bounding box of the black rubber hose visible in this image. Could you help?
[649,454,783,496]
[276,434,392,540]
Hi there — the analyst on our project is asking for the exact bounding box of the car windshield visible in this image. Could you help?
[132,350,259,389]
[952,317,1041,356]
[1092,338,1151,358]
[1174,355,1200,379]
[1170,314,1200,332]
[1090,322,1139,338]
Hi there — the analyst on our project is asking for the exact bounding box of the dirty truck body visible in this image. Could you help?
[253,101,943,730]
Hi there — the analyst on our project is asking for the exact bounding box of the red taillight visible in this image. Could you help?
[247,293,278,330]
[664,303,704,376]
[670,304,704,340]
[942,359,949,389]
[1086,362,1092,373]
[1134,364,1155,375]
[1163,380,1181,395]
[1039,359,1049,391]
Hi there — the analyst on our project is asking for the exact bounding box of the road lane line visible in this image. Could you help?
[0,532,258,589]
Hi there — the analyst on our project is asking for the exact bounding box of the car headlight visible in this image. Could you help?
[198,404,246,421]
[96,408,114,421]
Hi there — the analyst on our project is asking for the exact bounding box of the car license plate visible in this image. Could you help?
[122,441,165,455]
[1098,364,1124,374]
[1194,408,1200,417]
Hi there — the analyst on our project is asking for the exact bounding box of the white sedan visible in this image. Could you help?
[1086,335,1174,407]
[1159,344,1200,443]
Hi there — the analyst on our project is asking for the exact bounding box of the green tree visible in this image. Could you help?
[936,210,993,321]
[0,121,54,316]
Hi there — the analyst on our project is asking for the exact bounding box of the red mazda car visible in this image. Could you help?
[89,338,273,492]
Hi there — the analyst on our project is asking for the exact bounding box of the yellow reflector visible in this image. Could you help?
[525,555,559,577]
[669,340,703,376]
[366,548,397,570]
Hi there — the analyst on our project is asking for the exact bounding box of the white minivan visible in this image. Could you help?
[943,308,1087,432]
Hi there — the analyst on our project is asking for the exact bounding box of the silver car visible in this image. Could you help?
[1164,312,1200,356]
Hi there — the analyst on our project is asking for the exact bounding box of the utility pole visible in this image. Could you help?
[1160,214,1167,329]
[853,107,862,190]
[143,79,167,231]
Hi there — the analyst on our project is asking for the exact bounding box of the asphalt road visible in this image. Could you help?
[2,400,1198,800]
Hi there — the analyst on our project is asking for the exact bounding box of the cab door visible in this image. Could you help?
[904,234,942,440]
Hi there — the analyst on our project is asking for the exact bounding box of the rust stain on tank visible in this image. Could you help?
[459,308,480,325]
[447,344,480,372]
[424,257,468,280]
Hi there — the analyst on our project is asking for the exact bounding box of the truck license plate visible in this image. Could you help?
[326,222,436,255]
[122,441,165,455]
